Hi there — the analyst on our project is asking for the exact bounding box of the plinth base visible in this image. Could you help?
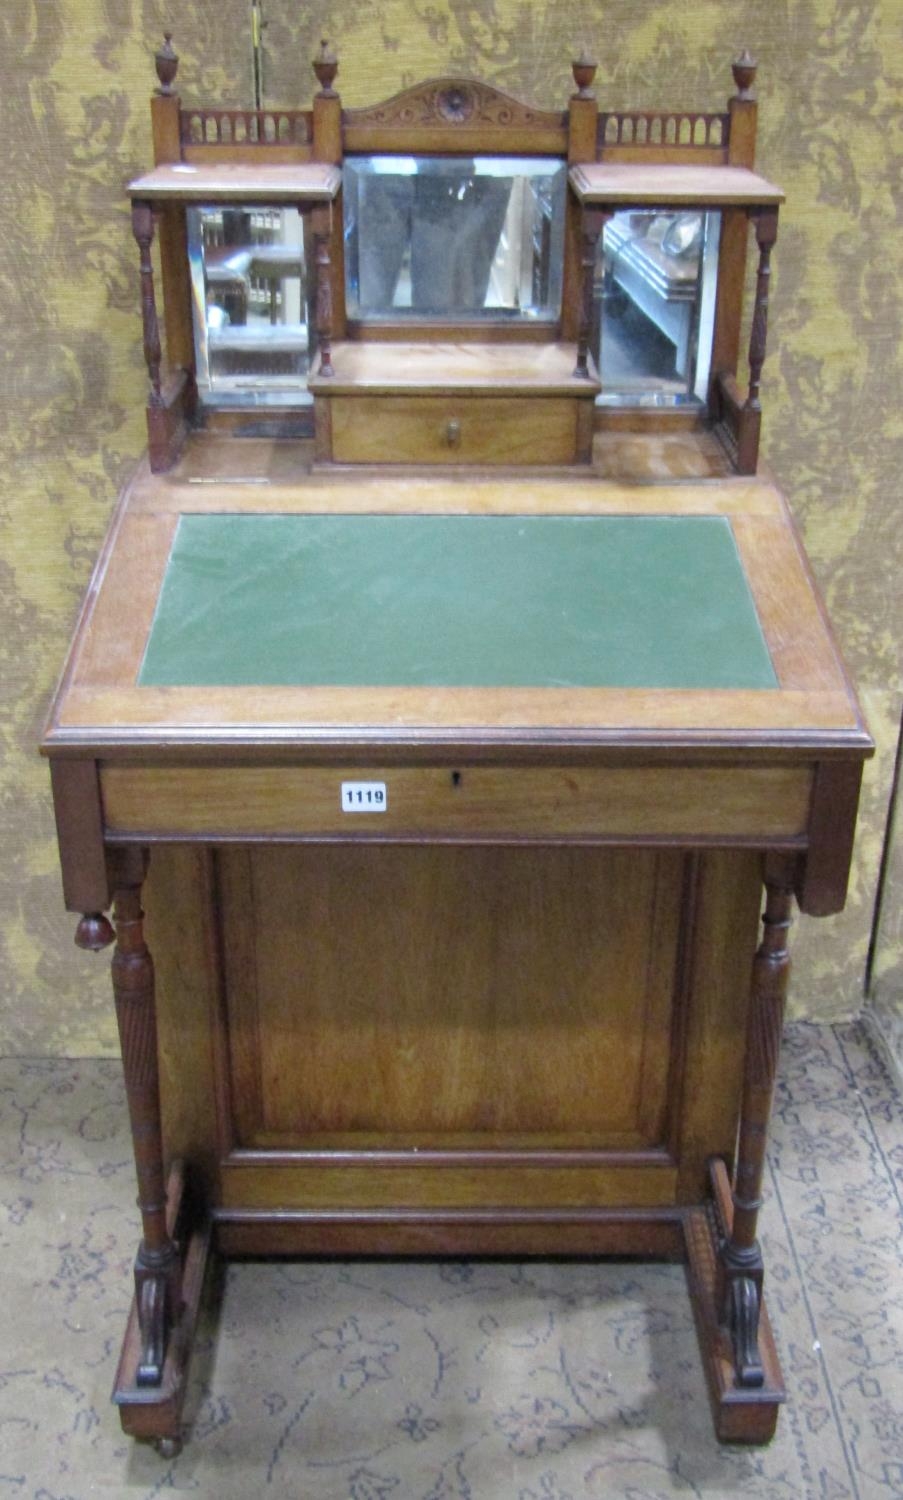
[685,1158,785,1443]
[112,1159,211,1451]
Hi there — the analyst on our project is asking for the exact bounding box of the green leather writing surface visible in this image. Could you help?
[139,514,776,689]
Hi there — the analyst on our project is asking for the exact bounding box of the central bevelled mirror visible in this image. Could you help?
[343,155,567,321]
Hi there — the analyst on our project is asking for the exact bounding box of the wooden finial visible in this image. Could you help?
[313,38,339,97]
[154,32,179,95]
[75,912,115,951]
[572,48,597,100]
[732,48,757,101]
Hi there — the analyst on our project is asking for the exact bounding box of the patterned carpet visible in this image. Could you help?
[0,1023,900,1500]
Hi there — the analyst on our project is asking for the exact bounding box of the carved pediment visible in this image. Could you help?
[343,78,565,132]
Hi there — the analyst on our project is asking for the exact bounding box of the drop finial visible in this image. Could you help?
[75,913,115,952]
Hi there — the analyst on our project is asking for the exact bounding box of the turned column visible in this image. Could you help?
[719,853,795,1386]
[745,207,779,412]
[311,203,334,377]
[574,206,609,378]
[737,205,779,473]
[131,200,163,406]
[111,857,181,1386]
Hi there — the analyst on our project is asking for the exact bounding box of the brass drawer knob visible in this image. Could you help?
[445,417,461,447]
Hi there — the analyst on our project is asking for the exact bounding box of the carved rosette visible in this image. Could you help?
[437,85,474,124]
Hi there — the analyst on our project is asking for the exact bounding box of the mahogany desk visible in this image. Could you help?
[43,447,871,1450]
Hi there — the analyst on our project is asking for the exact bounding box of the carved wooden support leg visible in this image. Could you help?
[745,208,779,413]
[131,200,163,406]
[717,853,794,1388]
[737,206,779,474]
[111,865,181,1388]
[72,855,211,1448]
[574,207,608,378]
[312,203,334,378]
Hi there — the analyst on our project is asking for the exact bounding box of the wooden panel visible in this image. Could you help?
[598,146,727,167]
[182,144,315,165]
[340,80,567,159]
[797,758,864,915]
[309,341,595,395]
[144,846,224,1182]
[675,849,763,1200]
[48,758,110,912]
[329,395,578,465]
[60,684,861,742]
[219,1161,678,1210]
[130,465,784,517]
[219,845,682,1146]
[731,513,855,693]
[100,763,813,840]
[216,1213,684,1259]
[711,208,749,381]
[157,205,193,373]
[342,126,567,156]
[342,322,556,344]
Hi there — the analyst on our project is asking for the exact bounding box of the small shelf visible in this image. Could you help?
[127,162,342,203]
[569,163,784,207]
[308,340,600,396]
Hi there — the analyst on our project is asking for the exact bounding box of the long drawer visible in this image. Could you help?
[99,762,813,841]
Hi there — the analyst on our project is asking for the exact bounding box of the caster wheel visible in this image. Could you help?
[156,1435,182,1459]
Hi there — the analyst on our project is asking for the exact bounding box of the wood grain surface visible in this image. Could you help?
[569,162,784,205]
[98,763,814,840]
[42,463,868,751]
[309,340,598,394]
[329,394,579,464]
[127,162,341,200]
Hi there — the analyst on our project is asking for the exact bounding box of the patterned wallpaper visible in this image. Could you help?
[0,0,900,1054]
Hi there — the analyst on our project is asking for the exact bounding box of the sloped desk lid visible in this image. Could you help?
[42,468,870,754]
[138,513,777,691]
[569,163,784,206]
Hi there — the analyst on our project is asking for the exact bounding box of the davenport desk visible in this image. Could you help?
[42,41,872,1454]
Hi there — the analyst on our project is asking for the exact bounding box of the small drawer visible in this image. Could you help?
[329,394,578,465]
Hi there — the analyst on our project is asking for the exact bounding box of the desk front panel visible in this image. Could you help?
[148,843,762,1240]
